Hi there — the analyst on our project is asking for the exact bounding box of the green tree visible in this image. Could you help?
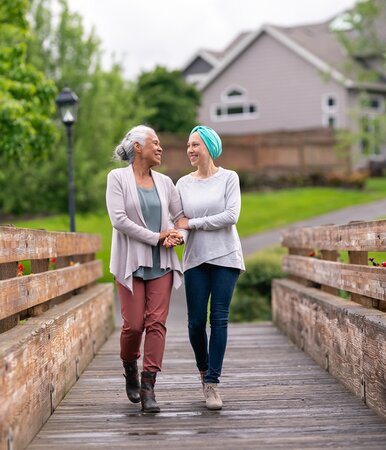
[0,0,57,161]
[0,0,150,217]
[135,65,200,133]
[334,0,386,160]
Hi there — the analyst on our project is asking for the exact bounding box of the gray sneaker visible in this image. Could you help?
[203,383,223,410]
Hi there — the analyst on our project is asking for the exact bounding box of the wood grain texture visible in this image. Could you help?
[26,323,386,450]
[320,250,339,295]
[0,260,103,320]
[0,283,114,450]
[282,255,386,304]
[0,226,101,263]
[272,278,386,422]
[281,219,386,251]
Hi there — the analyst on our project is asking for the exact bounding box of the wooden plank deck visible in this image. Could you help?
[28,323,386,450]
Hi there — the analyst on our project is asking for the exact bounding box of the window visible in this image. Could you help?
[214,85,258,121]
[221,86,247,102]
[227,89,244,98]
[211,85,258,121]
[322,114,337,129]
[213,103,258,121]
[359,93,385,114]
[322,93,338,113]
[360,116,382,155]
[227,106,244,115]
[367,95,384,113]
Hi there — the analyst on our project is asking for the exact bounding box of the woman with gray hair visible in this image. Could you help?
[106,125,184,413]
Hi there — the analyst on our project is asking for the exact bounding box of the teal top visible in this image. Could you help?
[133,185,171,280]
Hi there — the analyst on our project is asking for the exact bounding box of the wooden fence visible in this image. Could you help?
[272,219,386,422]
[0,226,115,450]
[159,128,350,180]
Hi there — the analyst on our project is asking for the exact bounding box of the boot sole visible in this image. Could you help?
[206,403,223,410]
[141,408,160,413]
[128,397,141,403]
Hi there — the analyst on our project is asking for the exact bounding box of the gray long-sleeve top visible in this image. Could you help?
[176,167,245,272]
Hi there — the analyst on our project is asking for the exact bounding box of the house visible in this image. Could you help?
[182,8,386,162]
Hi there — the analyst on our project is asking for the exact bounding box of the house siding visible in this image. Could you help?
[199,32,349,135]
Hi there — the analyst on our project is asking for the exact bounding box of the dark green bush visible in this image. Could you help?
[230,248,286,322]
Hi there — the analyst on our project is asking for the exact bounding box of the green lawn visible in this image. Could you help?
[11,177,386,283]
[238,178,386,236]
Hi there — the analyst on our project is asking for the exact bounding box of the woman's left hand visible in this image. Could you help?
[163,231,184,248]
[175,217,190,230]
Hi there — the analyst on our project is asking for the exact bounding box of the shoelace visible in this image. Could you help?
[204,384,218,397]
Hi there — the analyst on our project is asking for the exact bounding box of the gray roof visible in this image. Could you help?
[191,6,386,92]
[273,21,386,84]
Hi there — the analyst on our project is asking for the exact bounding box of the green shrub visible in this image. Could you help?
[230,247,286,322]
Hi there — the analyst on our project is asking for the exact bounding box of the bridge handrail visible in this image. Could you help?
[0,225,102,332]
[273,218,386,422]
[281,219,386,311]
[0,225,114,450]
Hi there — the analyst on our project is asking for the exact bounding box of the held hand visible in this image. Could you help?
[159,229,176,243]
[163,231,184,248]
[175,217,190,230]
[159,229,183,246]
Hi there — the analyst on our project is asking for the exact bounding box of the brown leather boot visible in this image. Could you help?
[140,371,160,413]
[123,360,140,403]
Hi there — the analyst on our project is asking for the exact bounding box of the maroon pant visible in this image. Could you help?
[116,272,173,372]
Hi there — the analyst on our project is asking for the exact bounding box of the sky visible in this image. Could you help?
[66,0,358,80]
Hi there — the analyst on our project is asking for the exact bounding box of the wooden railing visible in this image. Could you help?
[0,226,115,450]
[272,219,386,421]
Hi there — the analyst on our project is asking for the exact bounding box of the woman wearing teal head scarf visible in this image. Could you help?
[170,125,245,410]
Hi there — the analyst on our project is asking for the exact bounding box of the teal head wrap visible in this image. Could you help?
[190,125,222,159]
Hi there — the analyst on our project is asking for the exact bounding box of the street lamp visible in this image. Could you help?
[56,87,79,232]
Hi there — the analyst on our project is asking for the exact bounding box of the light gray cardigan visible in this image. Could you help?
[106,165,184,292]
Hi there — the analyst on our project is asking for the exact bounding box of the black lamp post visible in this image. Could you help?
[55,87,79,232]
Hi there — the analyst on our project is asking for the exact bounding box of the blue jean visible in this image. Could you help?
[184,263,240,384]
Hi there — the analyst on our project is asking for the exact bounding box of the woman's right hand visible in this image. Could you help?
[159,229,182,244]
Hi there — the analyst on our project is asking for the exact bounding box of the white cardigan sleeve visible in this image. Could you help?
[106,171,160,246]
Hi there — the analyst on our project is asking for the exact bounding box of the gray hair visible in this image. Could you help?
[113,125,155,164]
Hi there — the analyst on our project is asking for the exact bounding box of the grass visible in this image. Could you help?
[14,212,113,283]
[10,177,386,283]
[238,177,386,236]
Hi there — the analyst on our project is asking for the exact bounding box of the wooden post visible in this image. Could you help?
[320,250,339,295]
[288,248,315,287]
[28,258,51,317]
[0,262,19,333]
[348,250,373,308]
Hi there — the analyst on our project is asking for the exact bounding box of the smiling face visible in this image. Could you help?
[186,132,211,167]
[135,130,163,167]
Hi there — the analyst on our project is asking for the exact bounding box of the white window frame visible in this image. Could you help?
[365,94,385,114]
[322,113,338,129]
[322,93,338,113]
[211,102,259,122]
[221,85,247,103]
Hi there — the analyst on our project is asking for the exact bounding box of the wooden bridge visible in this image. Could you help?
[1,221,386,450]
